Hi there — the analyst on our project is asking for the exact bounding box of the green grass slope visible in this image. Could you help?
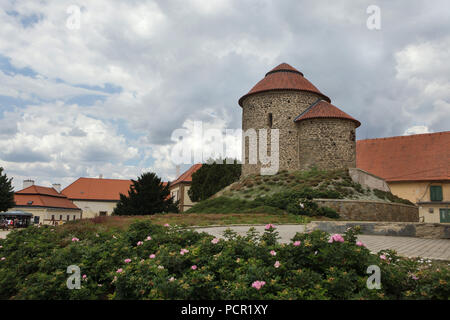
[186,168,414,215]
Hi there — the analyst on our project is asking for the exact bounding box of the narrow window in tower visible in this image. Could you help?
[268,113,273,128]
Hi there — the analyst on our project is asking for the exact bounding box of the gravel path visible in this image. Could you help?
[194,225,450,261]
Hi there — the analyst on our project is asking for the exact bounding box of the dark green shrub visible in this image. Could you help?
[0,224,448,300]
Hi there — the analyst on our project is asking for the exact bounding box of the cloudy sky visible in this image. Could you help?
[0,0,449,190]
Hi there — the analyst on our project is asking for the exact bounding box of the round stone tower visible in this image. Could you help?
[239,63,360,176]
[294,100,361,171]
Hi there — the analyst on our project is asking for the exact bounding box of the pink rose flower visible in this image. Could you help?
[293,241,301,246]
[274,261,281,268]
[82,274,87,280]
[180,249,189,255]
[169,277,175,282]
[146,236,152,241]
[71,237,79,242]
[270,250,277,256]
[191,265,197,270]
[124,258,132,263]
[328,234,344,243]
[211,238,220,244]
[356,241,365,247]
[116,268,123,273]
[251,280,266,290]
[149,254,156,259]
[1,257,5,261]
[164,223,170,227]
[380,255,387,260]
[265,224,276,230]
[137,241,143,246]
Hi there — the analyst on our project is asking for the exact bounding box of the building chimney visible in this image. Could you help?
[23,179,34,189]
[52,183,61,193]
[176,165,180,178]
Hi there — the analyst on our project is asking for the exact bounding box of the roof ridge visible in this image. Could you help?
[265,69,304,77]
[294,100,361,127]
[357,131,450,142]
[78,177,132,181]
[293,98,323,122]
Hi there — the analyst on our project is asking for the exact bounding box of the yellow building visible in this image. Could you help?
[169,164,202,212]
[388,182,449,223]
[11,180,82,225]
[357,131,450,223]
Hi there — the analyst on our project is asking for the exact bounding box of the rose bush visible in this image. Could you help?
[0,221,448,300]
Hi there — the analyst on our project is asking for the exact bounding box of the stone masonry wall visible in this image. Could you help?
[298,118,357,171]
[315,198,419,222]
[241,90,322,177]
[305,221,450,239]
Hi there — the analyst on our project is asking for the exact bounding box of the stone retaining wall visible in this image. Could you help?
[315,198,419,222]
[305,221,450,239]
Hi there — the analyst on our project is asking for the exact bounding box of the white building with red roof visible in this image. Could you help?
[62,177,133,218]
[10,180,82,225]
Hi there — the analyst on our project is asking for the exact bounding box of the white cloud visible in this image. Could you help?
[0,102,139,190]
[1,0,450,191]
[395,37,450,134]
[403,125,431,135]
[0,71,106,101]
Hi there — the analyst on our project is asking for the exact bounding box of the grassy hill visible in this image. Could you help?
[186,168,413,215]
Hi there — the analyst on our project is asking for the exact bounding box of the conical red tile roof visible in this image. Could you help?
[294,100,361,127]
[238,63,330,106]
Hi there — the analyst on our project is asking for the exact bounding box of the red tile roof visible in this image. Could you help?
[239,63,330,106]
[62,177,133,201]
[171,164,203,187]
[295,100,361,127]
[356,131,450,182]
[15,186,80,210]
[16,185,62,197]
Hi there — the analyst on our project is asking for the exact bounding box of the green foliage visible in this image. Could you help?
[188,159,241,202]
[373,189,415,205]
[0,167,15,212]
[0,223,448,300]
[113,172,178,216]
[187,192,339,218]
[185,196,284,214]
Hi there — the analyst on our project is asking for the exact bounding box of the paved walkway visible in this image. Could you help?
[2,226,449,260]
[194,225,450,261]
